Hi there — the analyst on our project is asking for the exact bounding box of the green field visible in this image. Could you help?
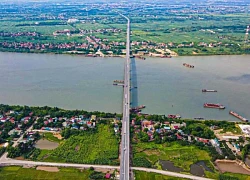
[0,166,91,180]
[40,124,119,165]
[133,142,211,171]
[134,171,187,180]
[41,132,62,143]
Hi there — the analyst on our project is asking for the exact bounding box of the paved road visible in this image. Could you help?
[0,157,212,180]
[119,13,131,180]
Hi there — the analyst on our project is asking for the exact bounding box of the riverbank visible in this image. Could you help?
[0,48,250,57]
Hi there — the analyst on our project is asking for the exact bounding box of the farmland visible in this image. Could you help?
[0,166,91,180]
[0,1,249,56]
[40,124,119,165]
[134,171,187,180]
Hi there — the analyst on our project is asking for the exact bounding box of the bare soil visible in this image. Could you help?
[36,166,59,172]
[53,133,63,140]
[36,139,59,150]
[216,161,250,175]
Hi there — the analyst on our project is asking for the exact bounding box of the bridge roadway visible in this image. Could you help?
[119,13,131,180]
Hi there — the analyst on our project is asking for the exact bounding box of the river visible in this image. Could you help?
[0,52,249,121]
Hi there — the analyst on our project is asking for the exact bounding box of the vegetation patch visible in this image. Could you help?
[43,124,119,165]
[133,142,211,171]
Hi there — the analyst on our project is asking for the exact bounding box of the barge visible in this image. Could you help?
[229,111,248,122]
[204,103,225,109]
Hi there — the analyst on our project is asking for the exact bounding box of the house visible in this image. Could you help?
[164,126,171,131]
[0,117,7,123]
[87,121,92,127]
[105,173,111,179]
[211,138,223,155]
[131,119,135,126]
[170,122,186,130]
[9,110,15,114]
[91,115,96,121]
[8,129,21,136]
[198,138,210,144]
[44,115,50,119]
[21,117,31,123]
[238,124,250,137]
[10,118,15,124]
[164,121,170,125]
[176,134,182,140]
[232,142,240,152]
[62,122,67,127]
[48,118,53,123]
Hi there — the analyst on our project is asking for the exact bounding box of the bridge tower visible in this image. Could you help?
[245,25,249,44]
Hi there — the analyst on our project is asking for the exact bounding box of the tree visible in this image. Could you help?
[154,135,162,144]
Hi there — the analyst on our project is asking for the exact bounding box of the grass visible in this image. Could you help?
[0,166,91,180]
[205,171,250,180]
[42,124,119,165]
[133,142,211,171]
[36,149,52,161]
[41,132,62,143]
[134,170,187,180]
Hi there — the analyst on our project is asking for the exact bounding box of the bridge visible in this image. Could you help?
[119,13,131,180]
[0,13,213,180]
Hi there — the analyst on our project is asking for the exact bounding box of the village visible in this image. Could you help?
[1,105,250,178]
[0,27,237,57]
[1,107,250,162]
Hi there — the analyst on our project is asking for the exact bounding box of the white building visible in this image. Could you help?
[67,18,79,23]
[238,124,250,137]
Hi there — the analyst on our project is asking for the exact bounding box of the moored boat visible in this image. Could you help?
[135,56,146,60]
[229,111,248,122]
[168,114,181,119]
[194,117,204,120]
[161,55,172,58]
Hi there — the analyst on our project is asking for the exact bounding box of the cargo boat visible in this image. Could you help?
[204,103,225,109]
[183,63,194,68]
[202,89,217,92]
[229,111,248,122]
